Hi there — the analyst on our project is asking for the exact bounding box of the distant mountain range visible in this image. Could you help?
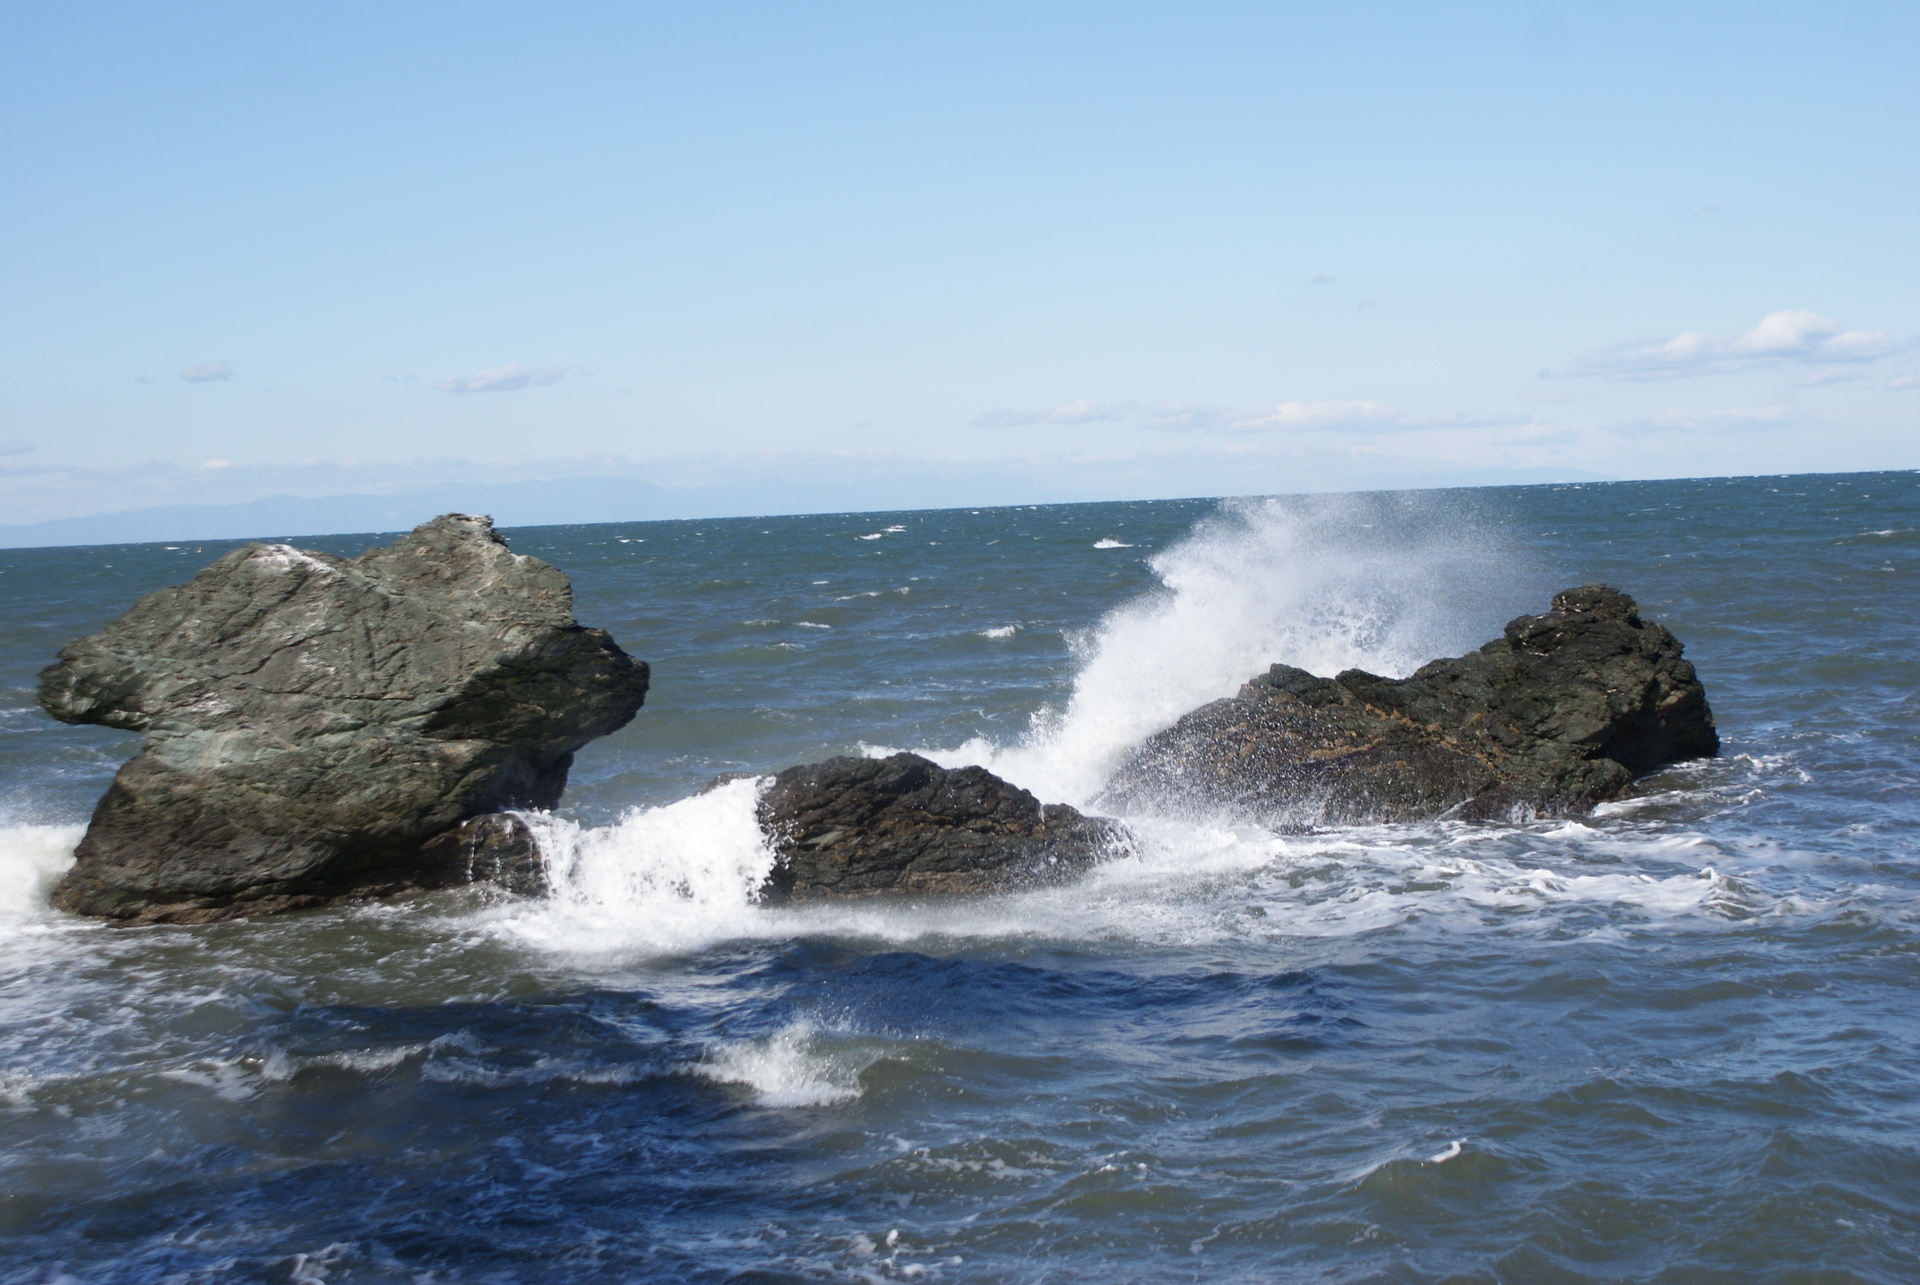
[0,466,1616,549]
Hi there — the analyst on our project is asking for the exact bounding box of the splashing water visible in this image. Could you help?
[922,491,1536,806]
[0,823,82,937]
[694,1020,875,1107]
[493,493,1560,959]
[490,778,777,956]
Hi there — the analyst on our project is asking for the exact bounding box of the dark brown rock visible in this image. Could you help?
[754,752,1128,901]
[1102,585,1717,824]
[39,514,647,922]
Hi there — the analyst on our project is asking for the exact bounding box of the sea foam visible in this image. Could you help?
[0,824,81,935]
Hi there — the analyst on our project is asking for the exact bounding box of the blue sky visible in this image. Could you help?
[2,1,1915,526]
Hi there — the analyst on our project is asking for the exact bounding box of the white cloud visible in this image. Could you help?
[433,363,566,394]
[179,361,233,383]
[1629,405,1795,433]
[971,399,1128,427]
[1571,310,1899,379]
[1141,400,1400,432]
[1796,369,1866,388]
[1139,400,1525,434]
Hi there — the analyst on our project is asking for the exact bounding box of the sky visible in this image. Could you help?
[2,0,1916,529]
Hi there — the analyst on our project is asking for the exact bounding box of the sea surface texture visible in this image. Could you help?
[1,473,1916,1283]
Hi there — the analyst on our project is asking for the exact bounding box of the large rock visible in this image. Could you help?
[39,514,648,923]
[754,753,1128,901]
[1102,585,1717,824]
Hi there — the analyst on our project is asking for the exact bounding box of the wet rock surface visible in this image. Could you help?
[39,514,647,923]
[1103,585,1717,824]
[754,752,1128,901]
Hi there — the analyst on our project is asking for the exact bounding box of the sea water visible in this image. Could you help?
[0,473,1916,1282]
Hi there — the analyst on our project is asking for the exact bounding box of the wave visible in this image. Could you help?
[0,823,81,936]
[468,496,1794,962]
[910,491,1538,807]
[478,787,1773,965]
[693,1019,877,1107]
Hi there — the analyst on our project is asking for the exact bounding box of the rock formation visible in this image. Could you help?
[39,514,648,923]
[753,752,1128,901]
[1102,585,1716,824]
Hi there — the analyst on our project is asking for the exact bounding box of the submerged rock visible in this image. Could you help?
[754,752,1127,901]
[1103,585,1717,824]
[39,514,648,923]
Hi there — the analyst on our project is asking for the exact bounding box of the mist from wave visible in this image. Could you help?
[480,491,1566,961]
[903,490,1540,807]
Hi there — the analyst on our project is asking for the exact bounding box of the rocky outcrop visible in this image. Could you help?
[39,514,648,923]
[754,752,1128,901]
[1102,585,1717,825]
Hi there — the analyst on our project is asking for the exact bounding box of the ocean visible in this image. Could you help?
[1,472,1916,1282]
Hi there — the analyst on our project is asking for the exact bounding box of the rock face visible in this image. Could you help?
[1103,585,1717,824]
[39,514,648,923]
[754,752,1128,901]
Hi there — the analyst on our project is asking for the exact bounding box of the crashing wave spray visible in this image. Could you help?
[490,492,1538,957]
[940,491,1538,806]
[491,778,778,955]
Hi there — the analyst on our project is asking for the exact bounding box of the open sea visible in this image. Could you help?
[2,471,1917,1283]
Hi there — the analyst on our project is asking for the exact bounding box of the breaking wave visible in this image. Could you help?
[918,491,1540,806]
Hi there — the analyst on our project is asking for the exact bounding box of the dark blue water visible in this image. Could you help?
[2,473,1917,1282]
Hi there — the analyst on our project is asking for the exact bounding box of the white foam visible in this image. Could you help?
[1093,538,1133,549]
[977,625,1019,639]
[693,1020,870,1106]
[488,779,778,956]
[482,784,1759,966]
[0,824,82,933]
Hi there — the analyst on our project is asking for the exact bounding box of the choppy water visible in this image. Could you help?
[2,473,1917,1283]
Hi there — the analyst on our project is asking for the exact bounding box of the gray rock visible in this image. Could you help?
[1103,585,1717,824]
[39,514,648,923]
[755,752,1128,901]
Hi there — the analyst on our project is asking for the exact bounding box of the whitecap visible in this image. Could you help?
[0,823,82,934]
[692,1020,870,1107]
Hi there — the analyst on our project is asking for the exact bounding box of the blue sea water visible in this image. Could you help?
[0,472,1917,1282]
